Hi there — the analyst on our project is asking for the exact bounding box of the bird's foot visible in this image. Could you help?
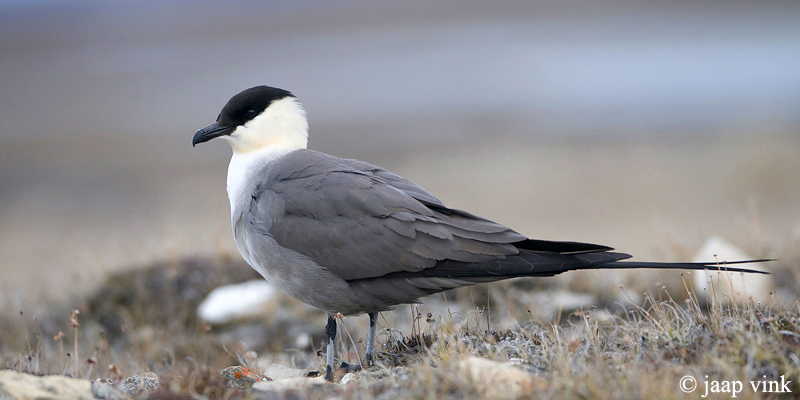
[337,355,375,376]
[339,361,362,373]
[361,354,375,367]
[323,362,362,382]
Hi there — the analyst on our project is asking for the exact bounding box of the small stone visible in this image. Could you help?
[295,332,312,349]
[220,366,271,389]
[122,372,159,395]
[91,378,126,400]
[340,373,357,385]
[506,358,525,367]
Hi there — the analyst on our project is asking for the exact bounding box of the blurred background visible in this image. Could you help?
[1,0,799,306]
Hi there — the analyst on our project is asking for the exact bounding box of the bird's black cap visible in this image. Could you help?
[193,86,295,146]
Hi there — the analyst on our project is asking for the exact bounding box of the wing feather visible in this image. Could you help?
[249,150,524,281]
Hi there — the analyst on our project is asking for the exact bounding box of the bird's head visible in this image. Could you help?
[192,86,308,153]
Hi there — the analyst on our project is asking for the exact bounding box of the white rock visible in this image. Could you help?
[252,376,329,392]
[261,363,315,380]
[456,356,544,398]
[692,236,771,303]
[0,370,92,400]
[340,372,357,385]
[198,280,277,324]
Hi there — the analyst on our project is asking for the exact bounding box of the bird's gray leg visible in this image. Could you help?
[364,312,378,364]
[324,315,336,381]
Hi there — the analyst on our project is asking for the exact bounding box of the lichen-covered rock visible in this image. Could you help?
[220,366,270,389]
[122,372,159,395]
[0,370,92,400]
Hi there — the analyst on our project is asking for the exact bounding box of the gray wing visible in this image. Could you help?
[250,150,527,281]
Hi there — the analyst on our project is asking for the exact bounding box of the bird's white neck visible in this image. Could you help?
[223,96,309,155]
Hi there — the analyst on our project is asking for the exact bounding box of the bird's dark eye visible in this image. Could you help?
[246,109,257,118]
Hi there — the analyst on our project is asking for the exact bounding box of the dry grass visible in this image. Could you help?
[347,280,800,400]
[1,246,799,399]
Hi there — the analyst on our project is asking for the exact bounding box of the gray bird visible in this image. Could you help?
[193,85,768,381]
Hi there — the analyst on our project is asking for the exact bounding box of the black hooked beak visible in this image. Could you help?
[192,122,234,147]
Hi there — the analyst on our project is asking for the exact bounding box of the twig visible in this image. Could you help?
[69,309,80,377]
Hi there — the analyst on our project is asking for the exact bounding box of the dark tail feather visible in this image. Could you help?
[508,255,773,279]
[466,258,773,282]
[603,259,772,275]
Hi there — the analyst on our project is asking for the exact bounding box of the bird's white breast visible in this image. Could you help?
[226,145,296,218]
